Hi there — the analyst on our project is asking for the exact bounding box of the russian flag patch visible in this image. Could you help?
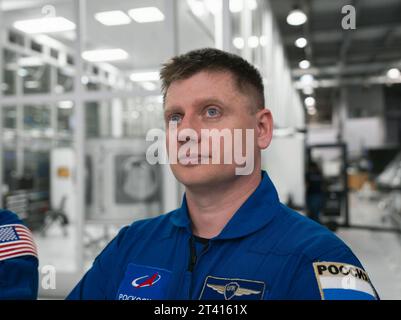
[313,262,377,300]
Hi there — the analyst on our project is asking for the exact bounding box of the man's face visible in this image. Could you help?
[164,70,270,188]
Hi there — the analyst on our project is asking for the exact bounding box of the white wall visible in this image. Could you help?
[307,118,385,156]
[307,124,339,145]
[344,117,385,154]
[261,1,305,208]
[263,133,305,207]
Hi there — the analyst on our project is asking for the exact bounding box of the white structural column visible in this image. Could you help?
[241,0,252,61]
[73,0,86,274]
[99,101,110,136]
[262,1,274,109]
[162,0,182,212]
[214,0,231,51]
[111,98,123,138]
[165,0,179,60]
[15,105,24,177]
[0,1,3,208]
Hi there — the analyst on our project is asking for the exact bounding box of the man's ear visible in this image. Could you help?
[256,108,273,150]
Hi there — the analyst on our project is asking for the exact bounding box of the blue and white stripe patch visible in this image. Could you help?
[313,262,377,300]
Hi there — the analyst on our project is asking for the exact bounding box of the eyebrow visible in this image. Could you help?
[164,97,227,114]
[164,106,182,116]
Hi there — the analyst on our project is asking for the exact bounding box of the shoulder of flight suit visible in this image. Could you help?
[250,204,351,257]
[285,244,378,299]
[0,209,39,300]
[66,212,173,300]
[280,205,350,258]
[1,209,22,225]
[263,205,378,300]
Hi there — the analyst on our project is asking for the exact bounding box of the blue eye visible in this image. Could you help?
[206,107,220,117]
[169,114,182,123]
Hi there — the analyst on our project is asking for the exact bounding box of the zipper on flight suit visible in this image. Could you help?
[187,235,210,298]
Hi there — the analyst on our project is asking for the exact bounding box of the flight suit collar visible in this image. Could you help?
[169,170,281,240]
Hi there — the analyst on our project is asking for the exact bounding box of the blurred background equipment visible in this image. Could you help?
[376,151,401,230]
[85,138,161,221]
[306,143,349,231]
[41,195,69,237]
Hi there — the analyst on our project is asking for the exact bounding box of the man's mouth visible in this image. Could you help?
[177,154,211,164]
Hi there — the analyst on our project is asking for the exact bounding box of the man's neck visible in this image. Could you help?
[185,170,262,239]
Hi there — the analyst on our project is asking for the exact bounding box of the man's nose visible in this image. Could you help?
[177,115,202,144]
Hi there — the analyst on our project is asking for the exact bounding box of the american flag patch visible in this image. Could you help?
[0,224,38,262]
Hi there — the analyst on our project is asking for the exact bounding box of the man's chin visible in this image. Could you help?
[171,164,234,189]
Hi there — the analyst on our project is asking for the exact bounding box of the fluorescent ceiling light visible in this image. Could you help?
[300,74,314,85]
[302,86,314,95]
[1,1,40,11]
[295,37,308,48]
[304,96,316,107]
[205,0,221,14]
[95,10,131,26]
[248,36,259,48]
[17,69,28,77]
[248,0,258,10]
[187,0,207,17]
[233,37,244,49]
[259,36,267,47]
[307,107,316,115]
[141,81,157,91]
[13,17,76,34]
[24,81,39,89]
[18,56,43,67]
[387,68,401,79]
[287,8,307,26]
[82,49,129,62]
[229,0,242,13]
[128,7,165,23]
[229,0,257,13]
[59,101,74,109]
[299,59,310,69]
[130,71,159,82]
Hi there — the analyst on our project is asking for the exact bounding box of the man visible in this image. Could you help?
[0,209,39,299]
[67,48,378,300]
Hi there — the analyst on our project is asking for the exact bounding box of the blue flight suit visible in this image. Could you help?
[67,171,378,300]
[0,209,39,300]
